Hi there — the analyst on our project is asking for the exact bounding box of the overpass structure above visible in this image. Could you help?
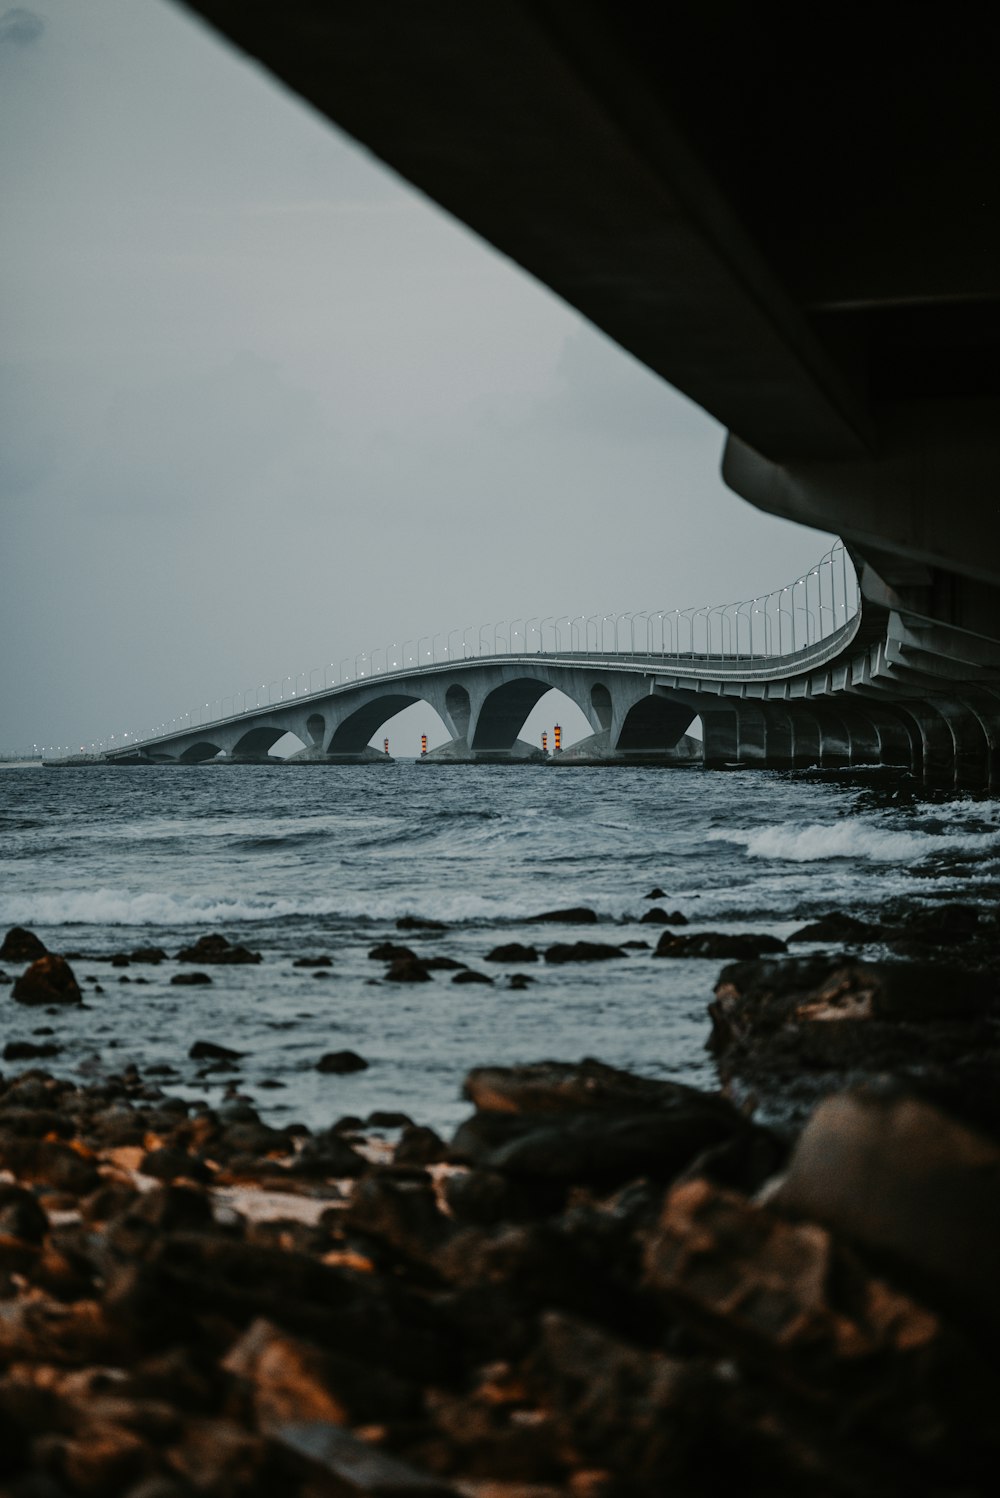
[179,2,1000,657]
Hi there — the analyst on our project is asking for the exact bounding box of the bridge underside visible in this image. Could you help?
[99,643,1000,788]
[180,1,1000,652]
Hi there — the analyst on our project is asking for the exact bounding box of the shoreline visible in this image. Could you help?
[1,911,998,1493]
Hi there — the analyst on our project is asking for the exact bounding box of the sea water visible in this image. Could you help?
[2,764,998,1131]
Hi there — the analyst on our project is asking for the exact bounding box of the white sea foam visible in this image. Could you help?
[0,886,619,928]
[706,819,1000,863]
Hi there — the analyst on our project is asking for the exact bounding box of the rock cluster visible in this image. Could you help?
[0,1049,993,1496]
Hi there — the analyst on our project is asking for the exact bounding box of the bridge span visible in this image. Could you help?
[88,548,1000,786]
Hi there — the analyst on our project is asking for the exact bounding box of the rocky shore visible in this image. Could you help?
[0,906,998,1497]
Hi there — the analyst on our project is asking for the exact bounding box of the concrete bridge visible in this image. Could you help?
[92,545,1000,785]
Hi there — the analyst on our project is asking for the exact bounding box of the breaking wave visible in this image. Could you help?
[707,818,1000,863]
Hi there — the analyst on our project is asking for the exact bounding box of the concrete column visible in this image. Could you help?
[701,708,739,766]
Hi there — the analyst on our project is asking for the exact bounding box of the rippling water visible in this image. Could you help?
[2,764,999,1131]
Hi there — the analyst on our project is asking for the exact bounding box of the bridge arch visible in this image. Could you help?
[327,693,425,754]
[615,694,696,754]
[471,677,555,752]
[231,724,289,760]
[591,683,613,732]
[179,740,223,763]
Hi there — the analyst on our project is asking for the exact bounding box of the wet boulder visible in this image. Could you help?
[3,1040,61,1061]
[463,1059,732,1118]
[175,933,261,965]
[12,954,82,1006]
[385,956,432,983]
[788,911,883,943]
[0,927,47,963]
[707,955,1000,1132]
[396,915,447,931]
[316,1050,368,1074]
[368,942,416,962]
[188,1040,242,1062]
[170,971,212,986]
[486,942,539,963]
[544,941,625,963]
[452,969,493,985]
[655,930,787,960]
[639,907,689,925]
[293,954,333,968]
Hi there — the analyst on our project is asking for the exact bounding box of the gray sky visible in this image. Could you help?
[1,0,834,757]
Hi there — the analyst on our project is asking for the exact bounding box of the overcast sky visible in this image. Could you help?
[1,0,834,757]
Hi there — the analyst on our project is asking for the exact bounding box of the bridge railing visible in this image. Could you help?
[96,542,858,750]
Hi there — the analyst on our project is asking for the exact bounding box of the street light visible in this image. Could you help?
[525,617,540,653]
[539,616,555,652]
[417,636,430,665]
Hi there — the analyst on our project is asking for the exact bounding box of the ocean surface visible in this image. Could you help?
[2,763,999,1133]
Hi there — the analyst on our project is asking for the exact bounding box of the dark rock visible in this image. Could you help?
[639,907,689,925]
[644,887,666,900]
[543,941,625,963]
[367,1110,413,1129]
[0,1183,49,1243]
[12,955,82,1006]
[139,1147,210,1184]
[529,906,599,924]
[368,942,416,962]
[463,1059,733,1118]
[899,902,981,946]
[312,970,332,979]
[3,1040,61,1061]
[421,955,466,971]
[621,940,651,950]
[452,969,493,985]
[316,1050,369,1074]
[394,1124,446,1166]
[129,946,168,964]
[111,953,131,966]
[508,974,534,989]
[641,1178,980,1470]
[0,1137,99,1195]
[444,1167,564,1225]
[708,955,1000,1133]
[788,911,883,943]
[188,1040,242,1061]
[292,955,332,967]
[170,971,212,986]
[344,1171,452,1264]
[0,927,47,962]
[223,1317,418,1434]
[291,1131,367,1178]
[175,933,261,965]
[486,942,539,963]
[396,916,447,931]
[386,957,432,983]
[480,1106,740,1188]
[654,930,787,959]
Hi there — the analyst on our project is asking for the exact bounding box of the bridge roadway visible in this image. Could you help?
[102,602,1000,786]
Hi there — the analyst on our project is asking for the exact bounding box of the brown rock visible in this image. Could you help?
[788,912,883,943]
[222,1317,350,1432]
[462,1060,729,1118]
[272,1423,459,1497]
[770,1089,1000,1334]
[12,954,82,1006]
